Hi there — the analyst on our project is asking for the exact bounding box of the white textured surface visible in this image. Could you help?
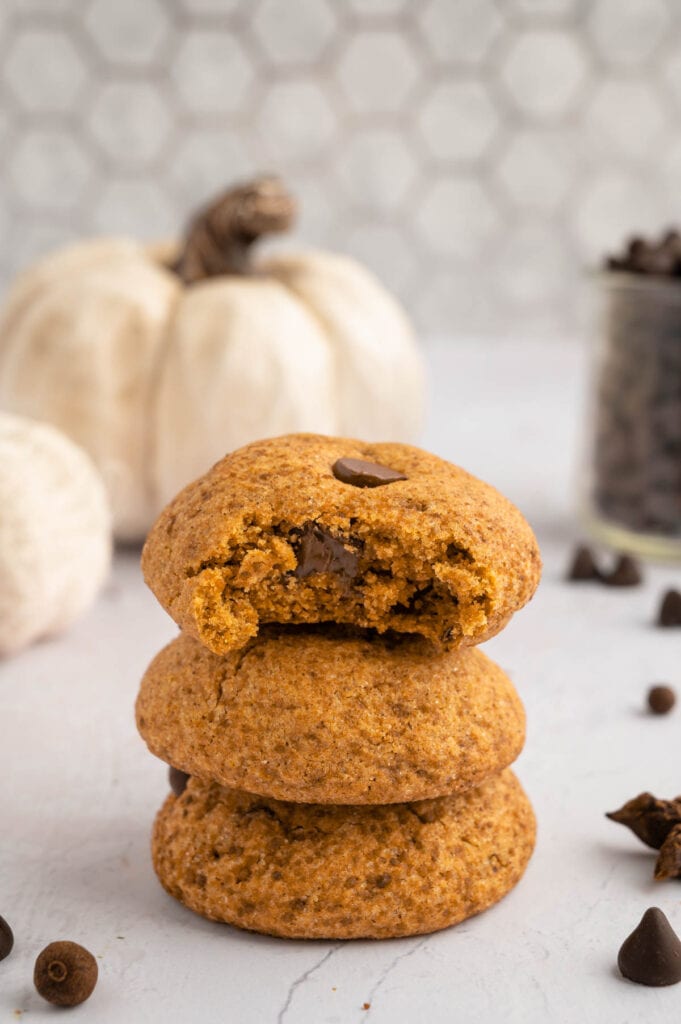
[3,338,681,1022]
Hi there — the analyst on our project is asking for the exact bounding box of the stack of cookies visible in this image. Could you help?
[137,434,541,939]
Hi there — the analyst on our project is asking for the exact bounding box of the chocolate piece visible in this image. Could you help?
[655,825,681,881]
[0,915,13,961]
[294,522,359,580]
[34,941,98,1007]
[658,590,681,627]
[648,685,676,715]
[602,555,642,587]
[618,907,681,986]
[607,792,681,849]
[169,766,189,797]
[566,544,600,581]
[332,458,406,488]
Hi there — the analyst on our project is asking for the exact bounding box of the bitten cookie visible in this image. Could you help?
[136,629,526,804]
[152,770,536,940]
[142,434,541,654]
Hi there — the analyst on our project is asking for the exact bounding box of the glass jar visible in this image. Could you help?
[583,273,681,561]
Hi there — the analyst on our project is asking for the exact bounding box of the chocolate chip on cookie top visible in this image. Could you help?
[332,458,406,488]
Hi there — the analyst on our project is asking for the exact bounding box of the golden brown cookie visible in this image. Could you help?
[142,434,541,654]
[152,769,535,940]
[136,629,526,804]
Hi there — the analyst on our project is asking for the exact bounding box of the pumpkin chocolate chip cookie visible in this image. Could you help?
[136,629,526,805]
[151,769,536,940]
[142,434,541,655]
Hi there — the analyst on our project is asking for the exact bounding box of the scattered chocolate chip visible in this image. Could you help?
[293,522,359,580]
[332,458,406,488]
[618,907,681,986]
[602,555,643,587]
[169,766,189,797]
[566,544,600,581]
[658,589,681,627]
[655,825,681,881]
[0,916,13,961]
[648,685,676,715]
[607,792,681,849]
[34,941,98,1007]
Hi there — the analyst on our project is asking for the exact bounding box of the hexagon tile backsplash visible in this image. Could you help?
[2,0,681,338]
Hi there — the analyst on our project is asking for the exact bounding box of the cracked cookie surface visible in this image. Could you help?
[142,434,541,654]
[152,769,535,939]
[136,629,526,804]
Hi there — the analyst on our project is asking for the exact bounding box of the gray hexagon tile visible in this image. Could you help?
[573,170,666,262]
[347,0,411,13]
[584,79,666,160]
[342,222,416,294]
[4,29,87,112]
[172,30,254,115]
[85,0,171,65]
[282,173,340,245]
[494,223,574,309]
[418,80,499,163]
[500,30,589,119]
[87,82,173,168]
[587,0,669,67]
[495,131,573,213]
[175,0,243,12]
[336,31,419,113]
[418,0,503,65]
[10,131,92,212]
[257,80,336,164]
[252,0,337,65]
[506,0,583,17]
[416,177,500,259]
[3,1,681,338]
[336,129,416,212]
[12,222,81,273]
[92,180,176,238]
[166,130,255,210]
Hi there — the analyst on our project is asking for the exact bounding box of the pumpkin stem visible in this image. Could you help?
[174,177,297,284]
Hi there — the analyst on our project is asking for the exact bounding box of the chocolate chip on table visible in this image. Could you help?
[655,824,681,881]
[648,685,676,715]
[293,521,359,580]
[618,907,681,986]
[169,766,189,797]
[606,792,681,850]
[602,555,642,587]
[566,544,600,582]
[332,458,406,488]
[657,589,681,627]
[34,941,98,1007]
[0,916,13,961]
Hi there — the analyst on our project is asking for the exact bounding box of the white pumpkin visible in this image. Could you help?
[0,413,111,656]
[0,178,425,541]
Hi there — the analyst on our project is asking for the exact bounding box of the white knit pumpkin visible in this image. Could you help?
[0,413,111,656]
[0,178,425,541]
